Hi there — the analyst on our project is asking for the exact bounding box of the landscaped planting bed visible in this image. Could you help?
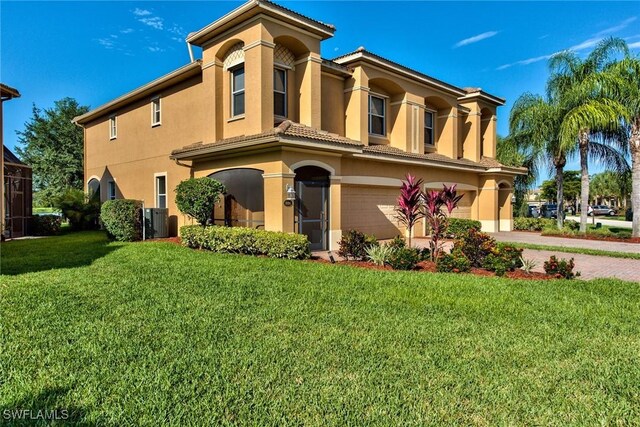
[2,231,638,425]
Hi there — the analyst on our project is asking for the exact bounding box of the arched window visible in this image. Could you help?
[223,43,245,117]
[208,168,264,228]
[88,178,100,200]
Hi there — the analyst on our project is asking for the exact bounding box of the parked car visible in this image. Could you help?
[588,205,617,216]
[526,205,540,218]
[540,204,561,219]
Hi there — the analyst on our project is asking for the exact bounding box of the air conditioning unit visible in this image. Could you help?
[144,208,169,239]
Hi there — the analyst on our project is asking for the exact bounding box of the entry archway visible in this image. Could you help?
[294,165,330,250]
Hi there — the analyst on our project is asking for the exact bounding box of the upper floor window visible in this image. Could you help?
[274,68,287,117]
[108,181,116,200]
[156,175,167,208]
[109,116,117,139]
[369,95,385,136]
[231,65,245,117]
[424,111,434,148]
[151,97,161,126]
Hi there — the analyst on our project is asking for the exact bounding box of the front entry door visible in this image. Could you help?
[296,180,328,251]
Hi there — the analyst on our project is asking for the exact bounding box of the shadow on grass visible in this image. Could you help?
[1,386,93,426]
[0,231,121,276]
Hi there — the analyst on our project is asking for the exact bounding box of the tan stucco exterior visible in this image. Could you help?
[77,0,525,249]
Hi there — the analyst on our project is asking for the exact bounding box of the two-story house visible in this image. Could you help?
[74,0,525,250]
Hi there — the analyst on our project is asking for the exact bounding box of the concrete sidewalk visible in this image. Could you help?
[489,231,640,254]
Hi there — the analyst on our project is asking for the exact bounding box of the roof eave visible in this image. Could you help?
[187,0,335,46]
[73,61,202,125]
[458,91,505,106]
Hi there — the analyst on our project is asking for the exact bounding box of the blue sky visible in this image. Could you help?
[2,1,639,180]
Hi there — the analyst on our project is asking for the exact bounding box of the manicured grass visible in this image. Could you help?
[1,232,639,425]
[506,242,640,260]
[32,207,60,214]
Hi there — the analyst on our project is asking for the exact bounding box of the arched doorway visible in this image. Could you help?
[87,178,100,201]
[294,166,330,250]
[498,182,512,231]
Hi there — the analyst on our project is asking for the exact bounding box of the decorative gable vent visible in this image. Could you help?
[274,44,295,69]
[223,43,245,70]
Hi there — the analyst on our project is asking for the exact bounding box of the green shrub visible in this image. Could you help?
[338,229,378,260]
[175,178,225,226]
[454,228,496,267]
[436,249,471,273]
[365,244,395,266]
[100,200,143,242]
[387,246,420,270]
[31,214,62,236]
[513,217,556,231]
[180,225,310,260]
[543,256,577,279]
[55,189,100,230]
[483,243,523,276]
[446,218,481,239]
[386,235,407,250]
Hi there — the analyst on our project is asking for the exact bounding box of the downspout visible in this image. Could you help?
[187,42,194,63]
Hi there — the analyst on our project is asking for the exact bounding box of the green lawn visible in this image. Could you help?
[506,242,640,260]
[1,232,639,425]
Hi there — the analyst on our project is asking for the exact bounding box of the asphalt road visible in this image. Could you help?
[565,215,632,228]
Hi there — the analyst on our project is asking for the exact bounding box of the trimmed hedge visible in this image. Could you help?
[100,199,143,242]
[446,218,481,239]
[513,217,556,231]
[181,225,310,260]
[31,214,62,236]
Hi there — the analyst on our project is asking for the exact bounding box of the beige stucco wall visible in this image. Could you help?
[82,12,513,242]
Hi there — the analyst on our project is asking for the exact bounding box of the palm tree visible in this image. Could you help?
[605,55,640,237]
[548,37,629,232]
[508,93,569,229]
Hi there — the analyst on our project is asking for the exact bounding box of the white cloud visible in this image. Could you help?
[97,38,115,49]
[148,46,163,53]
[629,41,640,49]
[454,31,499,48]
[496,16,637,71]
[133,8,152,17]
[120,28,135,34]
[595,16,637,36]
[139,16,164,30]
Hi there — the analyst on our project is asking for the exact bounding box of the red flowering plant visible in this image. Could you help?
[423,184,463,261]
[395,174,424,248]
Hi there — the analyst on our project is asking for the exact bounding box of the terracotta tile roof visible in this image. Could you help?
[172,120,362,157]
[361,145,485,169]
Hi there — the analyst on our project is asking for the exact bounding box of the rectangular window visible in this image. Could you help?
[108,181,116,200]
[156,175,167,208]
[424,111,434,148]
[151,97,161,126]
[274,68,287,117]
[369,95,385,136]
[231,65,245,117]
[109,116,117,139]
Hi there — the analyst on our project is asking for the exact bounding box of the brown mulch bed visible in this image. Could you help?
[144,237,182,245]
[312,258,553,280]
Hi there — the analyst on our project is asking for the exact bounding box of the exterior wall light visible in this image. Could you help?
[284,184,296,206]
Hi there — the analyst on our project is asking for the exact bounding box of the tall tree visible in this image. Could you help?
[548,38,629,232]
[605,55,640,236]
[590,171,631,206]
[16,97,89,206]
[507,92,569,228]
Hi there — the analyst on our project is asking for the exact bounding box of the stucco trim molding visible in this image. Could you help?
[343,86,370,94]
[289,160,336,175]
[339,176,403,187]
[480,220,499,233]
[262,172,296,179]
[424,182,478,191]
[243,39,276,52]
[499,219,513,232]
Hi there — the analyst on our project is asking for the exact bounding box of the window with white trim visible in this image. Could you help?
[368,95,385,136]
[151,97,161,126]
[156,175,167,208]
[424,111,434,149]
[108,181,116,200]
[274,68,287,117]
[109,116,117,139]
[231,65,245,117]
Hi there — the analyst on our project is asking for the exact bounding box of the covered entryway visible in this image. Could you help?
[498,182,513,232]
[294,166,329,250]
